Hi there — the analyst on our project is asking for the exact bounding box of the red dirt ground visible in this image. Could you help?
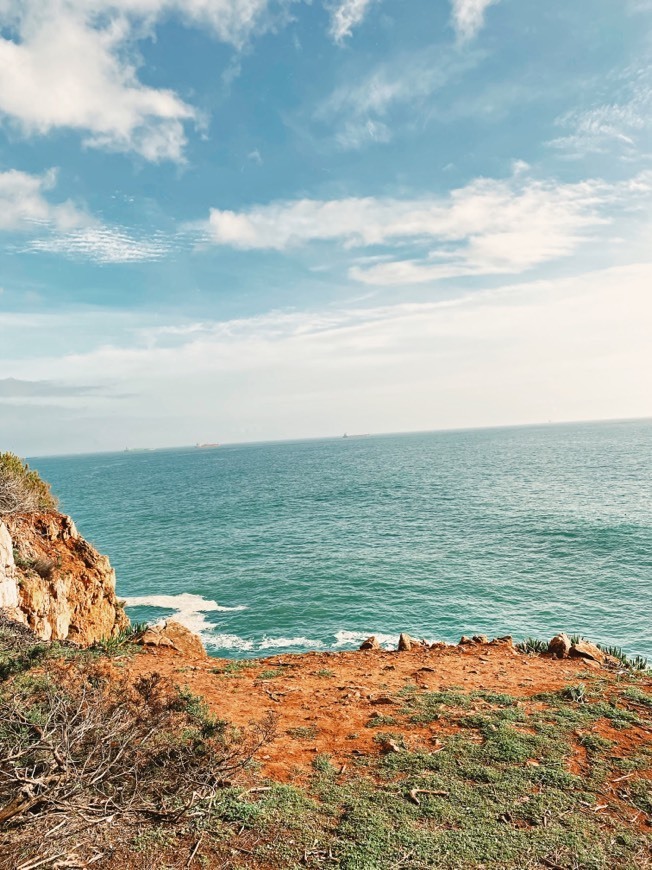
[125,639,652,786]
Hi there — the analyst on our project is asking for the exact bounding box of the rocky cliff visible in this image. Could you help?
[0,512,128,645]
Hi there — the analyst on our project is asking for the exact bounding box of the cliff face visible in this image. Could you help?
[0,512,128,645]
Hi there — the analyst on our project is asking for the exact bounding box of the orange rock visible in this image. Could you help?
[569,639,605,664]
[136,620,206,658]
[3,512,128,645]
[548,633,572,659]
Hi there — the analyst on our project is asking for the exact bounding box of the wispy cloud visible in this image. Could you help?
[204,168,651,283]
[0,167,173,263]
[451,0,499,41]
[328,0,376,43]
[549,66,652,158]
[25,226,173,264]
[4,262,651,453]
[0,378,101,398]
[315,47,479,149]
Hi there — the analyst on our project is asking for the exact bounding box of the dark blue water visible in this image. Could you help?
[31,420,652,658]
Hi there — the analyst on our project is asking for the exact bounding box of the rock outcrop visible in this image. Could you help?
[0,512,128,645]
[0,522,19,613]
[135,620,207,658]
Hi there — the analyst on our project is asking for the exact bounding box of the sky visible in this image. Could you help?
[0,0,651,455]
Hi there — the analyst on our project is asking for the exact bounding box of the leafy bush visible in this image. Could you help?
[0,453,58,514]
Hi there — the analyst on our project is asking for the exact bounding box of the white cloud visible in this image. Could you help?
[3,263,651,453]
[0,168,88,232]
[328,0,375,43]
[0,0,279,161]
[205,169,651,283]
[451,0,498,41]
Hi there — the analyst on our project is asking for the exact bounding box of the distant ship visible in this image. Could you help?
[195,442,220,449]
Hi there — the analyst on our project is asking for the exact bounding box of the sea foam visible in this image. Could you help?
[123,593,246,641]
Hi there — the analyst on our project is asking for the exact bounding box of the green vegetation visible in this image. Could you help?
[258,667,286,680]
[516,636,548,654]
[287,724,319,739]
[1,616,651,868]
[597,643,649,671]
[0,452,58,514]
[201,681,652,869]
[211,658,257,677]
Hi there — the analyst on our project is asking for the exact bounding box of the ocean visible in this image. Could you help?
[31,420,652,659]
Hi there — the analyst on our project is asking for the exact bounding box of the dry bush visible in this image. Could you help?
[0,659,277,869]
[0,453,58,515]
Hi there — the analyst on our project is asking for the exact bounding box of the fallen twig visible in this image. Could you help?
[407,788,449,806]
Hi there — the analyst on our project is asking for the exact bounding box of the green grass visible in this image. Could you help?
[201,686,652,869]
[257,668,286,680]
[211,659,257,677]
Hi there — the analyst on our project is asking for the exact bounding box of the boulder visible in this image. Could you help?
[359,636,381,651]
[136,620,206,658]
[569,639,605,664]
[472,634,489,644]
[398,633,426,651]
[459,636,474,645]
[548,633,571,659]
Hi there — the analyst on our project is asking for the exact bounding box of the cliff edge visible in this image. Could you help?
[0,511,128,645]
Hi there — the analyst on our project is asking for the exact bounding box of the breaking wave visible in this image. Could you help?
[123,593,246,641]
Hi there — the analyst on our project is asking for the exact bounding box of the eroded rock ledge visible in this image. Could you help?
[0,512,128,645]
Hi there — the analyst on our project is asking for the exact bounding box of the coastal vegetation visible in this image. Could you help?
[1,612,651,869]
[0,453,58,515]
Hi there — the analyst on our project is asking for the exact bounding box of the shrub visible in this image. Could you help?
[516,637,548,654]
[0,661,277,866]
[0,453,58,514]
[597,643,649,671]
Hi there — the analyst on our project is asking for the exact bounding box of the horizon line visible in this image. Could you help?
[24,413,652,461]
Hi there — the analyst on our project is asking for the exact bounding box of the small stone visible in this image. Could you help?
[548,633,572,659]
[492,635,514,646]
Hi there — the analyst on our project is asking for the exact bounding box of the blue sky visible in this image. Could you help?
[0,0,651,454]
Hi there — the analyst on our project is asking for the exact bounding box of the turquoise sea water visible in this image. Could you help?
[31,420,652,659]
